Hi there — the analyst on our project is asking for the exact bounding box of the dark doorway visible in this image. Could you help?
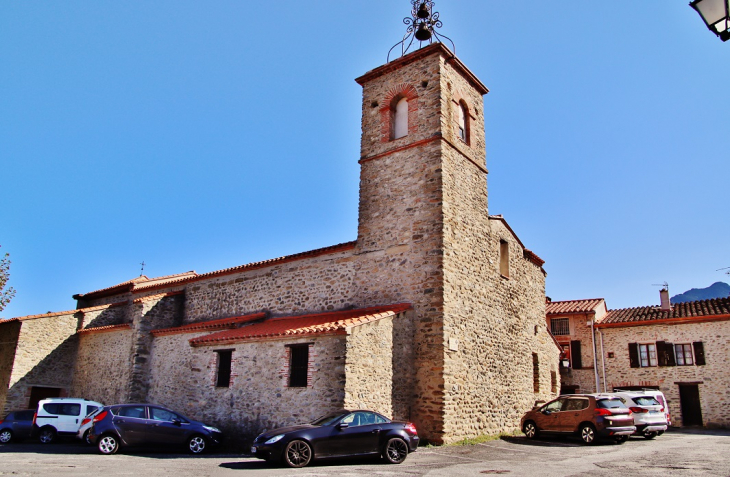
[678,384,703,426]
[28,386,62,410]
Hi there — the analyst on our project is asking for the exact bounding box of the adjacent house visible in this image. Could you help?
[548,290,730,428]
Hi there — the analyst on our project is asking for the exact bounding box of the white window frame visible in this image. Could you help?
[639,343,657,367]
[674,343,694,366]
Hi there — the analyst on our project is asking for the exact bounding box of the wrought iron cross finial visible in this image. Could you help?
[140,261,145,276]
[387,0,455,62]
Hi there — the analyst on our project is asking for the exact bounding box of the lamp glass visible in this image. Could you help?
[692,0,729,31]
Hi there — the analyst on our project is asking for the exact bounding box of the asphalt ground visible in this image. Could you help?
[1,428,728,476]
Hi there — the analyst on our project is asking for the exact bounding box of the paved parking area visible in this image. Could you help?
[1,429,729,476]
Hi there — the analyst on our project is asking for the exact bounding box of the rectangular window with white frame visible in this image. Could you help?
[639,343,657,367]
[674,343,694,366]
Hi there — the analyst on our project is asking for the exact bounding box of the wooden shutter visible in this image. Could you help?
[628,343,640,368]
[657,341,675,366]
[693,341,706,366]
[215,350,232,388]
[289,344,309,387]
[570,340,582,370]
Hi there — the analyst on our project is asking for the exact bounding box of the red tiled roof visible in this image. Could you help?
[151,312,267,337]
[133,241,357,294]
[5,302,127,322]
[597,297,730,327]
[73,272,197,300]
[77,323,132,335]
[546,299,605,315]
[132,291,184,304]
[189,304,412,347]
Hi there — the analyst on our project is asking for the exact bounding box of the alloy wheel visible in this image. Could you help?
[98,435,118,454]
[39,428,55,444]
[385,438,408,464]
[188,436,206,454]
[524,422,538,439]
[0,430,12,444]
[284,440,312,468]
[580,425,596,444]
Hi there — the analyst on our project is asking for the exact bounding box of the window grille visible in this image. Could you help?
[550,318,570,336]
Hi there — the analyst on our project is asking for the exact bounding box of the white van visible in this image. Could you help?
[35,398,103,443]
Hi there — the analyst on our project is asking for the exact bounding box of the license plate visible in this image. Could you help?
[250,446,257,454]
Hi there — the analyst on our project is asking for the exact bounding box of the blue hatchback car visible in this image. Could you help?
[89,404,223,455]
[0,410,36,444]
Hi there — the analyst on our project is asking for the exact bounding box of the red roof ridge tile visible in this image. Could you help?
[74,272,196,300]
[151,312,267,337]
[189,303,412,347]
[6,301,128,322]
[132,241,358,294]
[78,323,132,335]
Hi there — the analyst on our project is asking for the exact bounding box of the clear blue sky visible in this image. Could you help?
[2,1,728,318]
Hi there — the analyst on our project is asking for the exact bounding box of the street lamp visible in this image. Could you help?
[690,0,730,41]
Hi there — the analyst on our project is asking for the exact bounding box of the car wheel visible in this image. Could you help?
[615,435,628,444]
[98,434,120,455]
[523,421,539,439]
[0,429,13,444]
[579,424,596,445]
[383,437,409,464]
[38,427,56,444]
[283,440,312,468]
[187,435,207,454]
[643,431,657,440]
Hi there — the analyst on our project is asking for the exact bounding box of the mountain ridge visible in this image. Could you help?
[671,281,730,304]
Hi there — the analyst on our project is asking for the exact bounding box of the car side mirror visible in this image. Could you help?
[336,422,349,430]
[172,419,182,426]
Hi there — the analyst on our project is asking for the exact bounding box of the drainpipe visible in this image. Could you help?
[589,315,600,393]
[598,329,607,392]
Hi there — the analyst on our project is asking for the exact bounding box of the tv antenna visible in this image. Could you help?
[652,281,669,290]
[717,267,730,275]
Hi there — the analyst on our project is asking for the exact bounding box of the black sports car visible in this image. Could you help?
[251,410,419,468]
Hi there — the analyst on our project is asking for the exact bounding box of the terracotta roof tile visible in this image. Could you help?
[598,297,730,327]
[5,302,127,322]
[151,312,267,337]
[189,304,411,347]
[74,272,197,300]
[77,323,132,335]
[546,299,605,315]
[133,241,357,294]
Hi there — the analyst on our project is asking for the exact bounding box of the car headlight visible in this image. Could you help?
[203,425,221,433]
[265,434,285,445]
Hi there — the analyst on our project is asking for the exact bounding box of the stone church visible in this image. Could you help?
[0,35,559,443]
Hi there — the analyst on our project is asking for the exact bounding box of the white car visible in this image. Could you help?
[35,398,103,444]
[612,392,668,439]
[76,407,102,444]
[615,388,671,427]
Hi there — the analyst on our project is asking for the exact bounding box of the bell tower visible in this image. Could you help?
[352,3,490,442]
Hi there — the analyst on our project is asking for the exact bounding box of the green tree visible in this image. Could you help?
[0,245,16,313]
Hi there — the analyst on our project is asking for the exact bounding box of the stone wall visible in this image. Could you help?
[147,333,347,442]
[3,314,80,412]
[71,328,134,406]
[344,315,394,417]
[598,320,730,428]
[0,320,21,412]
[81,305,129,329]
[183,249,356,323]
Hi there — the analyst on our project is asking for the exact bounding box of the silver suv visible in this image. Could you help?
[609,392,668,439]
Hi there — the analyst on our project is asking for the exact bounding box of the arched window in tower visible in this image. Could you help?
[392,97,409,140]
[458,101,469,143]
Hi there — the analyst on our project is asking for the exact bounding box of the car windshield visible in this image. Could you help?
[597,398,627,409]
[632,396,660,406]
[311,411,349,426]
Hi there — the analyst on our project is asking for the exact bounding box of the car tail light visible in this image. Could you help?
[0,419,4,425]
[594,408,613,416]
[405,423,418,435]
[81,418,91,426]
[629,407,648,414]
[93,411,108,423]
[32,412,37,426]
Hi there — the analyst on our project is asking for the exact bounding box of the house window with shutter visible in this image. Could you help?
[674,344,694,366]
[215,350,233,388]
[288,344,310,388]
[638,343,658,367]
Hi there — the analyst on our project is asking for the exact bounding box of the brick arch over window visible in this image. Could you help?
[380,83,419,142]
[451,91,474,146]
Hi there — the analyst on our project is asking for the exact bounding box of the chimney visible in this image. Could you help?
[659,288,671,311]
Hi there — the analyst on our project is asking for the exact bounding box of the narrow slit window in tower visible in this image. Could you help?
[393,97,409,139]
